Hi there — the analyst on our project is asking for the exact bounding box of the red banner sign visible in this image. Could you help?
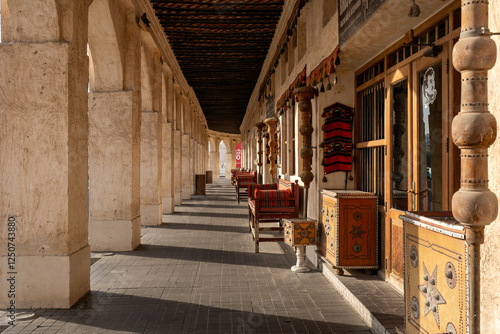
[236,142,241,167]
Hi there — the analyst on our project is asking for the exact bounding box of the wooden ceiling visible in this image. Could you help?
[151,0,284,134]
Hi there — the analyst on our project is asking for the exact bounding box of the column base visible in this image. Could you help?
[291,245,312,273]
[0,245,90,309]
[141,204,162,226]
[175,191,182,205]
[162,196,174,214]
[89,217,141,251]
[182,186,191,200]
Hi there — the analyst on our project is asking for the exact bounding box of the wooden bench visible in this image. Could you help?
[235,170,257,204]
[248,178,300,253]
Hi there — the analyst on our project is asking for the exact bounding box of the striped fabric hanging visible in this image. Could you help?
[320,103,354,176]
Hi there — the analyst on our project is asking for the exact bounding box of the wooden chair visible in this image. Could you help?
[248,178,300,252]
[235,170,257,204]
[230,168,241,185]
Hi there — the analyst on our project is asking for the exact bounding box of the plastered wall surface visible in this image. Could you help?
[89,91,138,220]
[0,43,88,255]
[482,3,500,331]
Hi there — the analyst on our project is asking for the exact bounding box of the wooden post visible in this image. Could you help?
[452,1,498,332]
[265,117,279,183]
[294,86,316,217]
[255,122,265,184]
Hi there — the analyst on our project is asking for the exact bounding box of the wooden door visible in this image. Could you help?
[385,64,411,290]
[384,46,451,290]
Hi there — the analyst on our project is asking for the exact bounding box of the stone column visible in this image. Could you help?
[174,85,182,205]
[162,68,175,214]
[452,2,498,332]
[87,2,141,251]
[182,96,191,200]
[225,140,233,179]
[209,141,219,180]
[140,50,162,226]
[0,1,90,308]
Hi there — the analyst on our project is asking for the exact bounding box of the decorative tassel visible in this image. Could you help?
[326,78,332,90]
[323,174,328,182]
[320,82,325,92]
[312,78,317,86]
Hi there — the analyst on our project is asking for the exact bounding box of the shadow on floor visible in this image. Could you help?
[157,222,250,234]
[115,244,290,269]
[179,203,240,210]
[14,291,372,334]
[168,211,249,219]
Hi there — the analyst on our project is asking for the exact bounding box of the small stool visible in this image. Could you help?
[283,218,317,273]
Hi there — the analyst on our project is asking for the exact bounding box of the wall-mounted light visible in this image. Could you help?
[408,0,421,17]
[141,13,151,27]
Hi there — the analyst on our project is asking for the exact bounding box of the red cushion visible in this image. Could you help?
[237,174,254,181]
[259,207,296,213]
[248,184,276,198]
[255,189,294,207]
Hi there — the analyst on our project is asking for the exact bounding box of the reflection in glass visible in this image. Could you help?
[419,63,442,211]
[391,79,408,211]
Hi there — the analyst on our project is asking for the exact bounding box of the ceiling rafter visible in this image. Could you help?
[151,0,284,134]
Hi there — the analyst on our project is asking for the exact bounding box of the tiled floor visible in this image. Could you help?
[0,180,403,333]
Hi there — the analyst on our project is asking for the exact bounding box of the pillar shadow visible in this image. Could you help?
[157,222,249,234]
[11,291,372,334]
[115,244,289,269]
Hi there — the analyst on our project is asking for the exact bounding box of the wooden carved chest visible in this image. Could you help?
[400,212,467,334]
[319,190,378,274]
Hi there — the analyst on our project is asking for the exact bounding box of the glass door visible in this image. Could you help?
[412,52,450,212]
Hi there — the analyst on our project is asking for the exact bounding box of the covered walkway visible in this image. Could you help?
[1,180,373,334]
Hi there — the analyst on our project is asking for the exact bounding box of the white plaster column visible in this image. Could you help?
[162,69,175,214]
[0,0,90,308]
[87,1,141,252]
[174,85,183,205]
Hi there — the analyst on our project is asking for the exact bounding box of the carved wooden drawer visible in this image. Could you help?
[283,218,317,247]
[319,190,378,274]
[400,212,467,334]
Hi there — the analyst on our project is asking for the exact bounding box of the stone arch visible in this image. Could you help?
[219,139,228,177]
[88,0,124,91]
[208,137,217,152]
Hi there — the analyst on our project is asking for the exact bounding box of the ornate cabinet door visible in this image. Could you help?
[319,190,378,274]
[401,212,466,334]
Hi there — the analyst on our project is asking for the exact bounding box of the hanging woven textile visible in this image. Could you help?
[320,103,354,180]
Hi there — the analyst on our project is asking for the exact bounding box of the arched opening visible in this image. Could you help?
[219,140,226,178]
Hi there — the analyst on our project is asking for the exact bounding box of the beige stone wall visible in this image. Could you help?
[240,0,355,220]
[482,3,500,331]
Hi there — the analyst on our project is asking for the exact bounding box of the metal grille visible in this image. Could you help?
[358,81,385,204]
[359,81,384,142]
[359,147,385,203]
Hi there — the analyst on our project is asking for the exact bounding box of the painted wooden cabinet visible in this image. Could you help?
[319,190,378,275]
[399,212,467,334]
